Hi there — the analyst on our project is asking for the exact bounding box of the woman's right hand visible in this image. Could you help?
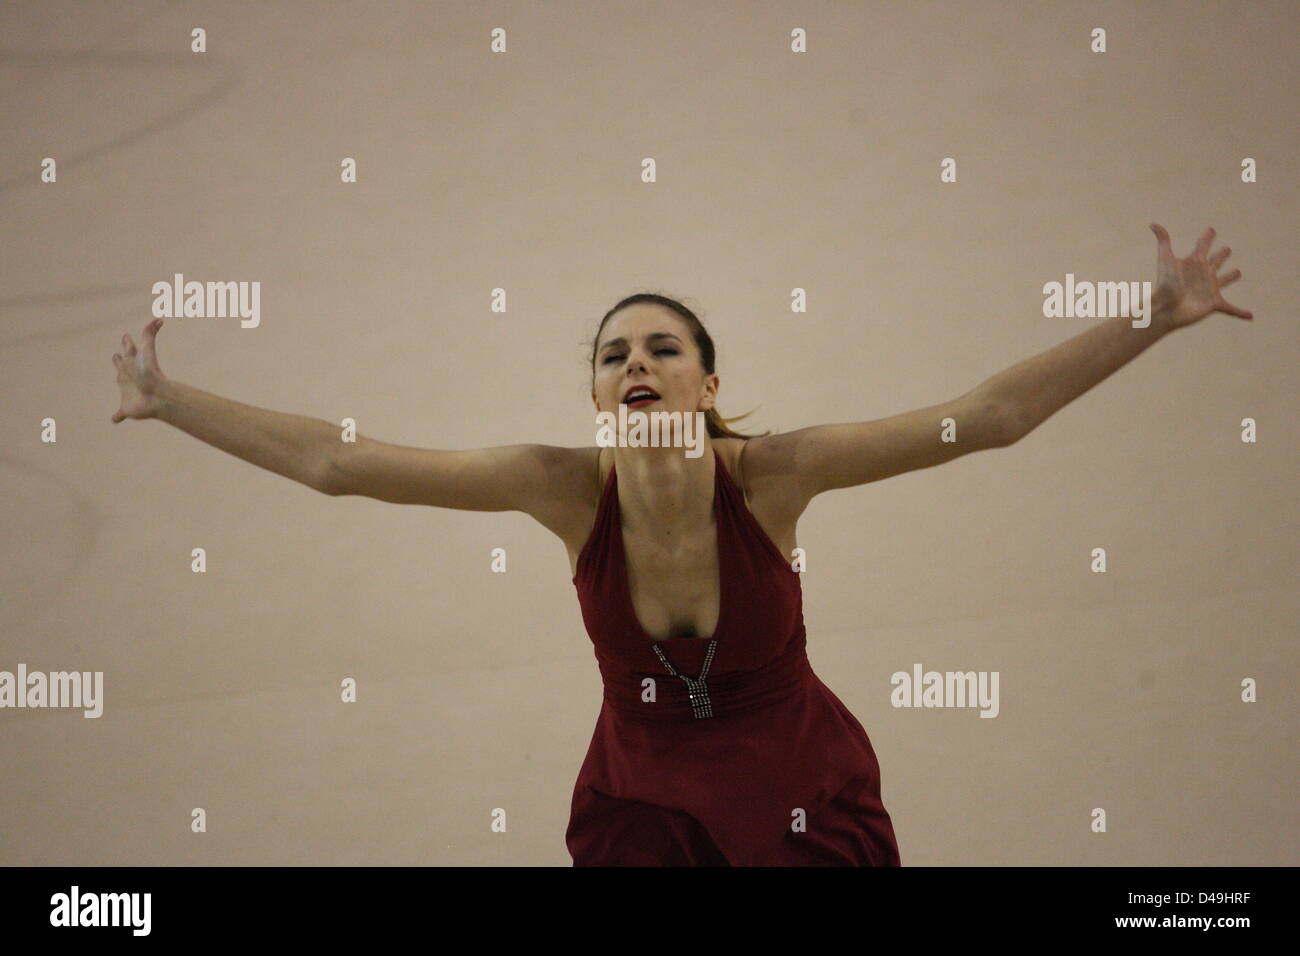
[111,318,168,423]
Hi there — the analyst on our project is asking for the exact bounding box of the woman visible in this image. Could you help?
[111,224,1250,865]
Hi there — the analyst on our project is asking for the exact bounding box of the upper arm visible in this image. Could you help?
[743,392,1013,501]
[323,438,590,520]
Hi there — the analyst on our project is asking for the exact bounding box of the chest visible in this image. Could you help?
[620,522,721,641]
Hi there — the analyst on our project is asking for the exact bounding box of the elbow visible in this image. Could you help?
[314,449,344,495]
[991,401,1026,447]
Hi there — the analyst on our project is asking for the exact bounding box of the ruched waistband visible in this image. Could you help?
[599,642,812,722]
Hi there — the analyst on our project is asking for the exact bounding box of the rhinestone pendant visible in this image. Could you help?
[684,677,714,719]
[652,639,719,719]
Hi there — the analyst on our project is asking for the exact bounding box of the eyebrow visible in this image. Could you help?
[598,332,683,354]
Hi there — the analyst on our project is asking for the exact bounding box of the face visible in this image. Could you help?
[591,304,719,419]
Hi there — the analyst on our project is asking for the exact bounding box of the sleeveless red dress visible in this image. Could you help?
[567,447,901,866]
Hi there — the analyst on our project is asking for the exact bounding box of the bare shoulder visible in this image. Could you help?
[525,444,602,541]
[726,432,815,513]
[718,435,807,558]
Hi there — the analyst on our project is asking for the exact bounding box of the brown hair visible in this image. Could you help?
[588,293,769,440]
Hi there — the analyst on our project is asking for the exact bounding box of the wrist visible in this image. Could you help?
[1147,286,1182,335]
[1140,302,1178,337]
[151,377,180,420]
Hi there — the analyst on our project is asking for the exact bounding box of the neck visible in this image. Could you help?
[614,442,716,537]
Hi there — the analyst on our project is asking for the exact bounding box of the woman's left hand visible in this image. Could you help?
[1150,223,1253,330]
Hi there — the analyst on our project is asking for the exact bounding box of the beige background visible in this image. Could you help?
[1,0,1295,866]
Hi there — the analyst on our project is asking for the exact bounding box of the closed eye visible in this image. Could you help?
[602,348,678,365]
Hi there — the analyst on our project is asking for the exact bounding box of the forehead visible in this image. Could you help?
[598,304,688,347]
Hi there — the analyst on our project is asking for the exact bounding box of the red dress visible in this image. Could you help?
[567,447,901,866]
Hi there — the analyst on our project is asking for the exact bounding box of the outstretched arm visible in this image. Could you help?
[742,224,1252,502]
[111,319,586,521]
[112,319,337,493]
[983,224,1250,442]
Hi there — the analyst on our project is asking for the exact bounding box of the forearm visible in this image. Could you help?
[153,379,339,492]
[979,304,1176,440]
